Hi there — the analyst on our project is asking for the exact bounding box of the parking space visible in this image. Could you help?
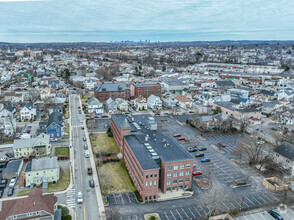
[88,119,110,132]
[235,206,294,220]
[107,193,137,205]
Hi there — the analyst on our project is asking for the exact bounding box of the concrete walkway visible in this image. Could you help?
[79,95,106,220]
[158,189,193,201]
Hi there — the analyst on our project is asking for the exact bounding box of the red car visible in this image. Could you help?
[193,171,202,176]
[174,134,181,137]
[178,137,185,141]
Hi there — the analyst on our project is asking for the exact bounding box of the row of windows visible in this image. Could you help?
[167,171,190,178]
[145,180,157,187]
[145,173,157,179]
[145,195,156,201]
[166,185,189,192]
[167,164,190,171]
[166,178,190,185]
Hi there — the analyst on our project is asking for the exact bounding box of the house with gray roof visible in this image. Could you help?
[0,105,16,118]
[273,142,294,176]
[106,98,117,113]
[115,98,128,111]
[46,112,64,139]
[87,97,104,114]
[24,157,60,187]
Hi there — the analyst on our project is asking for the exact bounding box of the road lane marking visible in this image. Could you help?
[83,204,86,220]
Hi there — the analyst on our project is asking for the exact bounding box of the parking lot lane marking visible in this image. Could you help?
[169,210,176,220]
[251,196,263,205]
[135,215,138,220]
[250,213,259,220]
[113,195,117,204]
[120,194,125,204]
[181,208,189,219]
[164,212,169,220]
[222,202,231,211]
[126,194,131,203]
[193,207,201,217]
[257,213,268,220]
[175,209,183,220]
[188,208,196,218]
[256,195,267,203]
[244,196,255,206]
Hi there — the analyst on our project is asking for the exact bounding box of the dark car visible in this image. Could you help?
[268,210,283,220]
[5,153,13,158]
[7,187,14,196]
[101,115,109,118]
[195,152,204,157]
[0,189,3,198]
[218,142,226,148]
[87,167,93,175]
[0,179,7,187]
[89,180,94,188]
[84,144,88,150]
[188,148,197,152]
[198,147,207,151]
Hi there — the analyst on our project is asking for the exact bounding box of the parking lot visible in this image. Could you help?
[87,119,110,132]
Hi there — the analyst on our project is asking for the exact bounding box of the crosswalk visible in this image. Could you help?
[67,188,76,208]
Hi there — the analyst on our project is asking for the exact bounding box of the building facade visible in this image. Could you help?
[131,83,161,99]
[94,82,130,102]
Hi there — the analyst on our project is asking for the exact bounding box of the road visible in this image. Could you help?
[58,94,100,220]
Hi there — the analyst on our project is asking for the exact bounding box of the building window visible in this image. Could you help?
[149,195,152,200]
[167,166,172,171]
[167,181,171,185]
[180,172,184,176]
[146,174,148,179]
[180,164,185,169]
[154,195,156,200]
[186,171,190,175]
[173,180,178,185]
[150,173,153,178]
[154,173,157,177]
[150,181,153,186]
[173,172,178,177]
[186,164,191,168]
[172,186,177,191]
[154,180,157,186]
[174,165,178,170]
[185,178,190,182]
[185,185,189,189]
[167,173,172,178]
[179,179,184,183]
[166,187,171,192]
[36,173,39,175]
[146,182,148,187]
[145,196,147,201]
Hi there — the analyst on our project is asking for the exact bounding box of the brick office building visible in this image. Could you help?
[130,83,161,98]
[94,82,130,102]
[111,114,193,202]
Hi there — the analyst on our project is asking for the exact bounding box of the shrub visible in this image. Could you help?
[185,188,193,192]
[62,215,72,220]
[107,131,113,137]
[150,216,156,220]
[61,207,69,217]
[236,182,247,186]
[53,181,56,184]
[134,190,143,202]
[230,208,239,216]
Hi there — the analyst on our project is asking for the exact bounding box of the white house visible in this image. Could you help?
[147,94,162,110]
[0,106,15,118]
[84,78,97,90]
[106,98,117,113]
[87,97,104,114]
[273,142,294,176]
[174,95,192,109]
[20,104,36,121]
[115,98,128,111]
[134,97,148,111]
[0,117,16,136]
[277,89,294,101]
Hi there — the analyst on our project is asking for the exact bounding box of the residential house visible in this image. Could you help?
[48,79,60,89]
[24,157,60,187]
[161,79,189,93]
[0,117,16,136]
[84,78,98,90]
[116,98,128,111]
[262,102,278,114]
[105,98,117,113]
[147,94,162,110]
[87,97,104,114]
[46,112,64,139]
[174,95,192,109]
[40,87,53,100]
[48,105,63,115]
[134,97,148,111]
[13,133,51,158]
[227,88,249,99]
[0,105,15,118]
[277,89,294,101]
[273,142,294,176]
[20,103,36,121]
[162,97,177,109]
[0,188,58,220]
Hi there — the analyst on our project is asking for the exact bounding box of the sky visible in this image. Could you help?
[0,0,293,43]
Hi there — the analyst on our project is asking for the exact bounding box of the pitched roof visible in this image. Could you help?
[95,82,129,92]
[13,133,50,149]
[3,105,15,112]
[26,157,59,172]
[274,142,294,161]
[0,188,57,219]
[121,118,131,130]
[215,80,235,86]
[47,112,63,127]
[174,95,191,103]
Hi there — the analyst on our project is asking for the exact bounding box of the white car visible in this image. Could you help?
[77,192,83,204]
[9,178,17,188]
[256,140,265,145]
[85,150,89,158]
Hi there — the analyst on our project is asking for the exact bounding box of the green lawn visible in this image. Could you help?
[81,94,92,103]
[54,147,70,157]
[48,169,70,193]
[98,161,136,194]
[18,189,33,197]
[64,106,69,119]
[0,140,13,145]
[90,133,119,155]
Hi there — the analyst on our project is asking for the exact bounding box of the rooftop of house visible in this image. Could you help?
[215,80,235,87]
[3,159,22,174]
[274,142,294,161]
[13,133,50,149]
[25,156,59,172]
[174,95,191,103]
[95,82,129,92]
[47,112,63,127]
[0,188,57,219]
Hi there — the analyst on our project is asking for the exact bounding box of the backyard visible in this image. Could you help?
[81,94,92,103]
[54,147,70,157]
[90,133,119,155]
[98,161,136,194]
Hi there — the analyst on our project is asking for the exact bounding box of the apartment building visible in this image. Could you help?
[111,114,193,202]
[94,82,130,102]
[130,83,161,98]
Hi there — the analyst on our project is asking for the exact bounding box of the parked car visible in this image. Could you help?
[5,153,13,158]
[0,189,3,198]
[84,144,88,150]
[87,166,93,175]
[188,148,197,152]
[83,137,86,141]
[268,210,283,220]
[218,142,226,147]
[173,134,181,137]
[178,137,185,141]
[81,125,84,130]
[0,156,7,162]
[9,178,17,188]
[77,192,83,204]
[0,183,6,189]
[195,152,204,157]
[0,178,7,187]
[192,171,202,176]
[7,187,14,196]
[85,150,89,158]
[101,115,108,118]
[201,158,210,162]
[89,180,94,188]
[257,140,265,145]
[198,147,207,151]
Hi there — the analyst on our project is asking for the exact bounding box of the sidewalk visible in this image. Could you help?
[79,95,106,220]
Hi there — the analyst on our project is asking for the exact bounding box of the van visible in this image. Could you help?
[85,150,89,158]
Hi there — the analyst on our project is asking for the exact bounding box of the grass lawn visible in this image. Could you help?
[98,161,136,194]
[54,147,70,157]
[0,140,13,145]
[81,94,92,103]
[64,106,69,119]
[17,189,32,196]
[90,133,119,155]
[48,169,70,193]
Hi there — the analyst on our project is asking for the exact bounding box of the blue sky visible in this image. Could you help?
[0,0,293,42]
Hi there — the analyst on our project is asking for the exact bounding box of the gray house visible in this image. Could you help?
[106,98,117,113]
[273,142,294,176]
